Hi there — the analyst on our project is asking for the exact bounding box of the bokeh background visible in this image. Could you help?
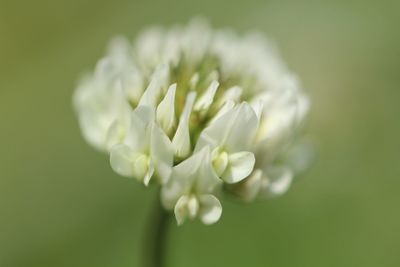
[1,0,399,266]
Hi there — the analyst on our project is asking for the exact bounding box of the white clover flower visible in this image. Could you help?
[161,147,222,225]
[109,105,174,186]
[195,103,258,184]
[73,19,310,225]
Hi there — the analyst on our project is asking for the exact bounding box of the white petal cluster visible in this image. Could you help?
[73,19,310,225]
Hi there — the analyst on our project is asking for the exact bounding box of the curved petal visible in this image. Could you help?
[172,91,196,158]
[261,166,293,196]
[161,150,204,210]
[74,77,131,152]
[143,160,155,186]
[195,103,238,151]
[217,86,242,107]
[221,151,255,183]
[198,194,222,225]
[156,83,176,134]
[228,169,263,202]
[224,103,259,151]
[110,143,154,183]
[194,80,219,111]
[195,103,258,152]
[105,120,127,151]
[109,144,138,178]
[161,178,186,210]
[125,106,154,151]
[121,69,144,105]
[196,147,221,193]
[174,195,189,226]
[209,100,235,124]
[150,123,174,184]
[187,196,200,219]
[173,147,204,180]
[76,110,109,151]
[138,64,169,108]
[250,99,264,122]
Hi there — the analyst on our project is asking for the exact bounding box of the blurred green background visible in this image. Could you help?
[1,0,399,266]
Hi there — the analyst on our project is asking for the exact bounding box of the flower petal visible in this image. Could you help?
[198,194,222,225]
[161,177,185,210]
[194,80,219,111]
[261,166,293,196]
[211,149,228,177]
[121,69,144,105]
[150,122,174,184]
[173,146,204,180]
[250,99,264,122]
[105,120,127,151]
[195,103,258,152]
[161,149,204,210]
[195,104,238,151]
[172,91,196,158]
[196,147,221,193]
[110,144,138,178]
[210,100,235,124]
[73,78,131,152]
[224,103,259,151]
[138,64,169,108]
[187,195,200,219]
[222,151,255,183]
[124,106,154,151]
[143,160,155,186]
[174,195,189,226]
[156,83,176,134]
[228,169,263,202]
[217,85,242,107]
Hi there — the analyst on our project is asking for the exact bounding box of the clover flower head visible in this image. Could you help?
[73,18,310,225]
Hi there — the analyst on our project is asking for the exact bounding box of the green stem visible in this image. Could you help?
[142,190,171,267]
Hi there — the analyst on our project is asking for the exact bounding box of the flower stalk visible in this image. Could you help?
[142,190,171,267]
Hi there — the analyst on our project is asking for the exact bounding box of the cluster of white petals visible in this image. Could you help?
[74,19,310,225]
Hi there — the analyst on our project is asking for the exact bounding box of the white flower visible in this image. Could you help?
[195,103,258,183]
[109,106,174,186]
[161,147,222,225]
[74,19,311,225]
[73,38,134,151]
[227,165,294,202]
[253,75,310,165]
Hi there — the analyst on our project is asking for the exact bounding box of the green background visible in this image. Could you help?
[1,0,399,266]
